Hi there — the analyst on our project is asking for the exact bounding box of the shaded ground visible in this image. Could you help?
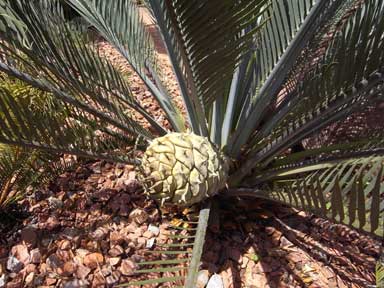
[202,197,379,287]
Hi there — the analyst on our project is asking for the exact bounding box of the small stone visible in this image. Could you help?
[241,256,249,269]
[46,278,57,286]
[146,238,155,249]
[6,278,22,288]
[143,230,154,239]
[85,240,98,251]
[298,211,308,217]
[123,224,137,234]
[30,249,41,264]
[46,254,63,269]
[271,230,283,246]
[76,265,91,279]
[60,240,71,250]
[91,163,102,174]
[57,250,71,263]
[62,227,81,240]
[83,253,104,269]
[75,249,89,258]
[109,257,121,266]
[137,237,146,248]
[196,270,210,288]
[32,276,44,286]
[119,259,136,276]
[91,227,109,241]
[148,224,160,236]
[48,196,63,209]
[24,272,34,286]
[61,261,75,276]
[106,271,121,285]
[129,208,148,225]
[207,274,224,288]
[92,272,105,287]
[265,226,276,235]
[63,279,89,288]
[280,236,293,248]
[20,227,38,247]
[101,266,112,277]
[24,264,36,274]
[109,245,124,257]
[45,216,60,230]
[11,244,30,266]
[0,274,5,288]
[7,256,23,273]
[8,273,17,279]
[39,263,49,274]
[110,231,124,245]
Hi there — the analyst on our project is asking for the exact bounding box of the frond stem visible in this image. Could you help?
[184,201,211,288]
[0,62,152,141]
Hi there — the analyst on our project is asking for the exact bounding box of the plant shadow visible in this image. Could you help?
[201,196,380,288]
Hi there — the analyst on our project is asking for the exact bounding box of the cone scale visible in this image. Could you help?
[141,133,229,206]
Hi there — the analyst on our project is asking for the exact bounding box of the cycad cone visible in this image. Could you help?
[141,133,229,206]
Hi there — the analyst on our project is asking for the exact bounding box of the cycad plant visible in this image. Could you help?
[0,0,383,286]
[0,74,78,209]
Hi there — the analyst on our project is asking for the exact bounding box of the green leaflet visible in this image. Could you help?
[149,0,269,137]
[376,257,384,288]
[0,76,78,208]
[257,156,384,236]
[229,0,384,185]
[0,0,164,138]
[67,0,186,133]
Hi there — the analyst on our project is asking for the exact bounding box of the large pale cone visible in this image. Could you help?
[141,133,229,206]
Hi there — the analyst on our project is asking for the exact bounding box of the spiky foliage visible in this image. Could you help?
[0,74,78,208]
[0,0,383,286]
[377,255,384,288]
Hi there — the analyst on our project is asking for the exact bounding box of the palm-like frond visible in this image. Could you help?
[226,0,341,155]
[230,0,384,184]
[0,0,164,141]
[377,255,384,288]
[149,0,269,138]
[0,144,76,208]
[0,144,32,207]
[248,156,384,236]
[67,0,186,132]
[228,0,384,238]
[0,72,134,207]
[0,83,138,164]
[0,76,71,207]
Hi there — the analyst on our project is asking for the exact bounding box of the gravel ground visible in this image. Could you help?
[0,161,380,287]
[0,8,381,288]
